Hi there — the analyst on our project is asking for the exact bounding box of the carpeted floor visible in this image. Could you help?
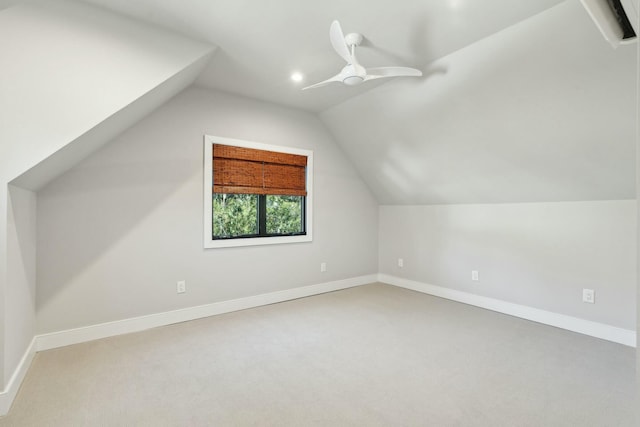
[0,283,636,426]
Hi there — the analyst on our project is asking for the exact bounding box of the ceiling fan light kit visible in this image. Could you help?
[303,20,423,90]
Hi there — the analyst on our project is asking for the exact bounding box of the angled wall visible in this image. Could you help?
[320,1,636,205]
[0,0,214,186]
[0,0,214,403]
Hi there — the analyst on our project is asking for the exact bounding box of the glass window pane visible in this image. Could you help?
[213,194,258,238]
[266,195,303,235]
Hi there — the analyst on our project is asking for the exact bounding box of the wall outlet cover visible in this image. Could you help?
[582,288,595,304]
[177,280,186,294]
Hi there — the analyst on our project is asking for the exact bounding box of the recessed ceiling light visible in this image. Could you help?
[290,72,304,83]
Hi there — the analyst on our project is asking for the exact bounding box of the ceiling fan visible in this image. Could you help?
[303,20,423,90]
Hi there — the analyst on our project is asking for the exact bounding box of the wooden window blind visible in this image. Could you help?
[213,144,307,196]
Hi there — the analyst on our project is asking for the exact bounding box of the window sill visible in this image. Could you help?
[204,233,312,249]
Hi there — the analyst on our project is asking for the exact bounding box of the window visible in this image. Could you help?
[204,135,313,248]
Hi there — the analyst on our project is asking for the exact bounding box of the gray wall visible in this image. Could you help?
[379,201,636,330]
[0,0,213,389]
[5,186,36,382]
[36,87,379,334]
[0,186,6,387]
[636,17,639,410]
[320,1,636,206]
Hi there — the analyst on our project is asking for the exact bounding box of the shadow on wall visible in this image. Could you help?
[321,0,635,206]
[35,141,201,315]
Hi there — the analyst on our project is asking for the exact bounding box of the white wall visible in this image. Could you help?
[636,11,640,405]
[320,1,636,205]
[4,186,36,386]
[36,87,379,334]
[0,1,212,184]
[0,186,5,387]
[379,201,636,330]
[0,0,213,390]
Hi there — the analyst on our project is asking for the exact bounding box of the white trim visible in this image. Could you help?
[378,274,637,347]
[3,274,633,416]
[1,276,374,416]
[37,275,375,352]
[0,337,37,416]
[203,135,313,249]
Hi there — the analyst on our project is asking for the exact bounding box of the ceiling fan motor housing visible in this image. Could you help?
[343,75,364,86]
[344,32,364,47]
[341,63,366,86]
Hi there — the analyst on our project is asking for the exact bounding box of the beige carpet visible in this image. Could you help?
[0,283,636,426]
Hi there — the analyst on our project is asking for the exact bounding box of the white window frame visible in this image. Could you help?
[203,135,313,249]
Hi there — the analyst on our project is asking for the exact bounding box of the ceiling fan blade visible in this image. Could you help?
[302,73,343,90]
[330,20,352,63]
[365,66,423,81]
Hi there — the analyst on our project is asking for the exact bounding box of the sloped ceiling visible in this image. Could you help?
[71,0,637,205]
[321,1,637,204]
[0,0,215,188]
[1,0,635,204]
[79,0,564,112]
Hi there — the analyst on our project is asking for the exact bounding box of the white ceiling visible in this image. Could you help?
[322,0,637,204]
[2,0,636,205]
[0,0,214,188]
[77,0,565,112]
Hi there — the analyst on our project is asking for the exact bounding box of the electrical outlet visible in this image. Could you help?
[398,258,404,268]
[177,280,186,294]
[320,262,327,273]
[471,270,479,281]
[582,288,595,304]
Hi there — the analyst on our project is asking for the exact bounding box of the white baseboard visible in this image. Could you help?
[0,275,373,416]
[36,274,377,352]
[0,337,36,416]
[3,273,633,417]
[379,274,637,347]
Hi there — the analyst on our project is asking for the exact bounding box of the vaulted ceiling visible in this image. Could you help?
[78,0,565,112]
[1,0,636,204]
[0,0,214,189]
[321,1,637,204]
